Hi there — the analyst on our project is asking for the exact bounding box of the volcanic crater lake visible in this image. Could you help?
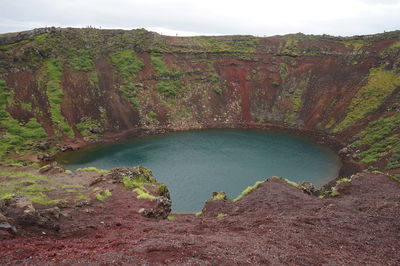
[58,129,341,212]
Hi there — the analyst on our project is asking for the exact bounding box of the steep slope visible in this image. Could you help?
[0,27,399,172]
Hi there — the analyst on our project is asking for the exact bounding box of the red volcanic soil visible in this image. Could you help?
[1,173,399,265]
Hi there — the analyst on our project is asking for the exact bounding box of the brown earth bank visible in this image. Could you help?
[0,169,399,265]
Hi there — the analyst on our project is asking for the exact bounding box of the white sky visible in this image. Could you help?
[1,0,400,36]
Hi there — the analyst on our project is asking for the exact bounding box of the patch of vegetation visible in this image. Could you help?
[110,49,144,107]
[0,80,48,161]
[342,40,366,51]
[284,178,299,187]
[233,180,265,202]
[76,194,90,201]
[214,87,222,95]
[133,187,156,200]
[271,81,280,87]
[195,211,202,217]
[167,215,177,220]
[350,113,400,163]
[150,53,181,78]
[156,80,184,98]
[75,117,102,140]
[389,174,400,183]
[0,170,82,205]
[217,213,227,218]
[212,192,228,201]
[95,189,112,202]
[41,59,73,136]
[336,178,351,185]
[76,167,110,174]
[334,67,400,132]
[69,49,94,72]
[330,187,340,197]
[386,153,400,170]
[281,39,300,56]
[285,88,303,122]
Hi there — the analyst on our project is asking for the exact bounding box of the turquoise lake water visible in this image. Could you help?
[57,129,341,212]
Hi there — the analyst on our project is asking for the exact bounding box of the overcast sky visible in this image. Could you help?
[1,0,400,36]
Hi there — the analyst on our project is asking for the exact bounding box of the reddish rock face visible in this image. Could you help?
[0,28,399,170]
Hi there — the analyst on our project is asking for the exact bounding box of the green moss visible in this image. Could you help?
[212,192,227,201]
[334,67,400,132]
[167,215,177,220]
[336,178,351,185]
[349,113,400,164]
[0,79,48,160]
[386,153,400,170]
[271,81,280,87]
[281,39,300,56]
[330,188,340,197]
[156,80,183,98]
[217,213,227,218]
[284,178,299,187]
[75,117,102,140]
[150,54,180,78]
[214,87,222,95]
[110,49,144,107]
[41,59,73,136]
[76,167,110,174]
[69,49,94,72]
[233,180,265,202]
[95,189,112,202]
[342,40,366,51]
[23,192,60,205]
[133,187,156,200]
[76,194,90,201]
[285,88,303,122]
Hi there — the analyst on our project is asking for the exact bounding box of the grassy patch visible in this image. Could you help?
[69,49,94,72]
[110,49,144,106]
[336,178,351,185]
[133,187,156,200]
[155,80,184,98]
[386,153,400,170]
[76,117,102,140]
[95,189,112,202]
[76,167,110,174]
[334,67,400,132]
[349,113,400,163]
[41,59,73,136]
[233,180,264,202]
[0,80,48,160]
[330,188,340,197]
